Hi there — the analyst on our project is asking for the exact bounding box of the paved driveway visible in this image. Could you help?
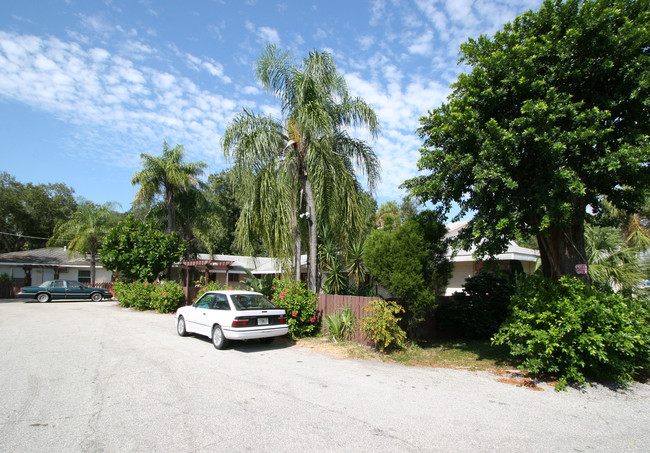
[0,300,648,452]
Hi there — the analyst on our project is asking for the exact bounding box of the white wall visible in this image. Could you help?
[446,261,475,296]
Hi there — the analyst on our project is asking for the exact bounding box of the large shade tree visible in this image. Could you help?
[403,0,650,282]
[0,172,77,252]
[131,142,207,234]
[222,45,380,291]
[48,199,120,285]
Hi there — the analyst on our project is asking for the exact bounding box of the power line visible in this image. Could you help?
[0,231,65,241]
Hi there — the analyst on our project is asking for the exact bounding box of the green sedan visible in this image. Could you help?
[17,279,113,303]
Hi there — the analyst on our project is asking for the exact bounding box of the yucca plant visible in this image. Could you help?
[323,305,357,342]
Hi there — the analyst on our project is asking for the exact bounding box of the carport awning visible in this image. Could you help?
[179,259,234,271]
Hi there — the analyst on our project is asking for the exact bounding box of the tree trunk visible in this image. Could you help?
[290,204,302,283]
[303,177,318,293]
[90,241,98,286]
[536,216,590,284]
[165,189,175,234]
[90,253,96,286]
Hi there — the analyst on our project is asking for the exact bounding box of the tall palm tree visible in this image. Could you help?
[222,45,380,292]
[48,200,120,285]
[131,142,207,234]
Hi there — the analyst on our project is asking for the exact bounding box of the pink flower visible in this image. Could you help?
[163,292,167,296]
[310,318,316,323]
[154,281,158,285]
[284,289,289,294]
[228,287,232,290]
[202,287,206,291]
[292,312,297,317]
[280,293,285,299]
[145,282,149,286]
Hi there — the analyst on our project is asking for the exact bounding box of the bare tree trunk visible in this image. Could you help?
[90,253,96,286]
[303,178,318,293]
[536,213,590,284]
[290,205,302,283]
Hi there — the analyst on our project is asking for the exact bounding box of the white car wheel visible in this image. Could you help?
[212,325,228,350]
[177,316,188,337]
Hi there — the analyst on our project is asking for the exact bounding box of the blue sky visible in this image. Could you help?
[0,0,543,213]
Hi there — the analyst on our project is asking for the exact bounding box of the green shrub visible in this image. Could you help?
[436,271,515,339]
[361,299,408,352]
[493,275,650,390]
[270,279,318,338]
[150,281,184,313]
[323,306,357,342]
[113,279,183,312]
[194,281,229,302]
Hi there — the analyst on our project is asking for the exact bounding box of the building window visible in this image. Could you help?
[78,270,91,283]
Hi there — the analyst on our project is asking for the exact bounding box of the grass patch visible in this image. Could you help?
[295,337,518,372]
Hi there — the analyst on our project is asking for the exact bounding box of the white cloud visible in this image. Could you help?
[258,26,280,44]
[246,22,280,44]
[407,30,433,56]
[357,35,374,51]
[0,31,240,168]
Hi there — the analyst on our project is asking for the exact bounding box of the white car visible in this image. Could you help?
[175,290,289,349]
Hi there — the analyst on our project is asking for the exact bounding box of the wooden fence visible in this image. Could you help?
[317,294,376,344]
[0,281,19,298]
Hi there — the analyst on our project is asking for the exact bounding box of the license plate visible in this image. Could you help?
[257,318,268,325]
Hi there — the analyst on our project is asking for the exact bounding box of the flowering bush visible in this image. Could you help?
[112,280,153,310]
[150,281,184,313]
[361,299,407,352]
[194,281,229,302]
[112,279,184,313]
[270,279,318,338]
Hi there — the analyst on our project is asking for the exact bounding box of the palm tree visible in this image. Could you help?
[48,200,120,285]
[585,224,645,293]
[131,142,207,234]
[222,45,380,292]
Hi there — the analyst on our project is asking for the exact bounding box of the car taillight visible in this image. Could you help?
[232,318,248,327]
[278,317,286,324]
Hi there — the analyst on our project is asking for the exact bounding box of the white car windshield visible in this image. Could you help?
[38,281,53,288]
[231,294,277,310]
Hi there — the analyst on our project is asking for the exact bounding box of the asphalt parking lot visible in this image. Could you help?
[1,299,649,452]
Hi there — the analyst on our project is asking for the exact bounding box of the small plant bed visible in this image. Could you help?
[296,337,518,373]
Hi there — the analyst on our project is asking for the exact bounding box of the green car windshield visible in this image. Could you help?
[231,294,277,310]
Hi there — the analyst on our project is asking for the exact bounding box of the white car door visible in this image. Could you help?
[186,294,215,337]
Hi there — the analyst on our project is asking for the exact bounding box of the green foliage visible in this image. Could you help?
[150,281,185,313]
[242,270,275,298]
[437,271,515,339]
[223,44,380,291]
[0,172,77,253]
[363,210,452,334]
[100,215,187,282]
[194,281,229,302]
[131,141,207,234]
[361,299,408,352]
[0,273,13,282]
[193,170,241,255]
[323,306,357,342]
[585,224,645,294]
[493,275,650,390]
[112,280,153,311]
[112,279,184,312]
[48,199,120,284]
[270,279,318,338]
[403,0,650,281]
